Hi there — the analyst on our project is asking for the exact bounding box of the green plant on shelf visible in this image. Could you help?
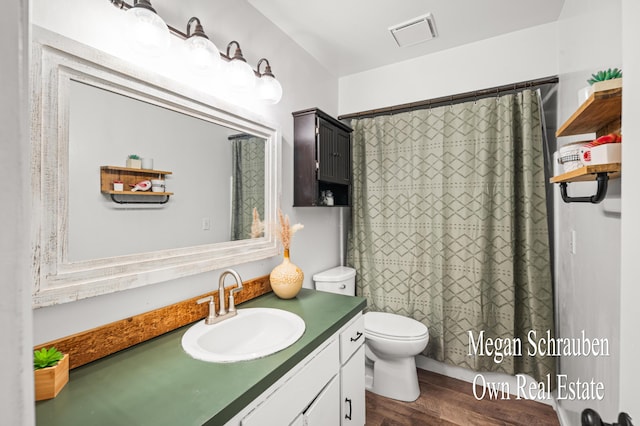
[128,154,140,160]
[34,347,64,370]
[587,68,622,85]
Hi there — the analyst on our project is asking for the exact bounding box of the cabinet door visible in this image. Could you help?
[341,345,366,426]
[334,127,351,184]
[318,118,351,185]
[317,117,339,182]
[304,374,340,425]
[241,340,339,426]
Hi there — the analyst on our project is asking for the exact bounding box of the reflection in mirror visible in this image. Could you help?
[31,26,279,307]
[230,134,265,240]
[68,80,266,262]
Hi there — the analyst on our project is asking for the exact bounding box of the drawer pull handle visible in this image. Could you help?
[350,331,363,342]
[345,397,352,420]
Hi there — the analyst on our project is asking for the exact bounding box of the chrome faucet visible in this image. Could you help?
[197,269,244,325]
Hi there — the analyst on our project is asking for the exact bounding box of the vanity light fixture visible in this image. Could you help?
[185,17,221,73]
[123,0,170,56]
[109,0,282,104]
[256,58,283,104]
[225,41,257,92]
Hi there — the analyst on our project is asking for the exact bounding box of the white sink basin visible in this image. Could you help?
[181,308,306,362]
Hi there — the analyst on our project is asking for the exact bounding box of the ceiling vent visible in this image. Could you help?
[389,13,438,48]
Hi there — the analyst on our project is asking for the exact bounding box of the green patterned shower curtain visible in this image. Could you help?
[348,90,555,384]
[231,135,265,240]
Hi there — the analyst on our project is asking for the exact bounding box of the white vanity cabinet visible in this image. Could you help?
[231,312,365,426]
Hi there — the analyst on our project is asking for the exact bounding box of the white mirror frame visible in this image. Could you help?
[31,27,280,308]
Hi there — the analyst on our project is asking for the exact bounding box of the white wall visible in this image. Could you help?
[338,22,558,115]
[555,1,622,424]
[619,0,640,414]
[0,0,33,424]
[31,0,343,344]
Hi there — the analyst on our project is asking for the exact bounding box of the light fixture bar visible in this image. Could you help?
[109,0,263,68]
[109,0,283,103]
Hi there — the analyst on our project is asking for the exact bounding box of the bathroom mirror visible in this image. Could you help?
[31,27,280,307]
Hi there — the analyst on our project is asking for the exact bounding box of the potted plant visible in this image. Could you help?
[126,154,142,169]
[34,347,69,401]
[578,67,623,105]
[588,67,623,91]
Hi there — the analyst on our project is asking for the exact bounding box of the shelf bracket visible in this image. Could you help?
[110,194,170,205]
[558,172,609,204]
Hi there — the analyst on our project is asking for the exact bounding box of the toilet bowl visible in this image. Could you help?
[364,311,429,402]
[313,266,430,402]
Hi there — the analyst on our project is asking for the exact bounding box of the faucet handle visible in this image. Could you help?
[228,286,242,313]
[228,282,244,313]
[197,295,213,305]
[197,296,216,324]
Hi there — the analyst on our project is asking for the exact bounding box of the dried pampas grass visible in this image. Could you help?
[250,207,264,239]
[277,208,303,250]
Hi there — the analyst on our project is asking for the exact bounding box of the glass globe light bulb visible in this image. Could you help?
[226,58,256,92]
[125,5,170,57]
[185,35,221,74]
[257,74,283,104]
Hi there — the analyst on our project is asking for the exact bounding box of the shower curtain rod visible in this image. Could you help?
[337,75,559,120]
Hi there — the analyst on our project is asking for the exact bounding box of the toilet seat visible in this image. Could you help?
[364,312,428,342]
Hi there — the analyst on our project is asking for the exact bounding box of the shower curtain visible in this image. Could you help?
[231,135,265,240]
[348,90,555,384]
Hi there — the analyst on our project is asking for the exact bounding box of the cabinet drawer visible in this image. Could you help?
[241,340,339,426]
[339,314,364,363]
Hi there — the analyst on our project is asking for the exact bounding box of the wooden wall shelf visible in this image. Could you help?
[103,190,174,196]
[556,87,621,137]
[550,163,621,184]
[100,166,173,204]
[553,84,622,203]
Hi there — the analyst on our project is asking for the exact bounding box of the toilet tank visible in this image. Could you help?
[312,266,356,296]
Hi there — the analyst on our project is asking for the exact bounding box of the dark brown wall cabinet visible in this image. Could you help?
[293,108,353,207]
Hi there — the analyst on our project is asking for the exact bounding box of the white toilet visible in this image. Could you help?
[313,266,430,402]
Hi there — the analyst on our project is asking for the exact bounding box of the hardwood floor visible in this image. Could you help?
[365,369,560,426]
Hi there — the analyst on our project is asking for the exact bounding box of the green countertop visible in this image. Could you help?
[35,289,366,426]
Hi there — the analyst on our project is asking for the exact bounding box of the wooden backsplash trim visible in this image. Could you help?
[34,275,272,370]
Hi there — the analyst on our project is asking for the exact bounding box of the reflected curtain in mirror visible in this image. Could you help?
[230,134,265,240]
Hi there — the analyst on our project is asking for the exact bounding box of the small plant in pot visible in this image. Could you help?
[126,154,142,169]
[587,67,623,85]
[34,347,69,401]
[577,67,622,106]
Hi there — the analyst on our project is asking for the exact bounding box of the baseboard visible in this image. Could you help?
[556,403,577,426]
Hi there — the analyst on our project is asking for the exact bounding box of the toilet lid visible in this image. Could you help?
[364,312,428,341]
